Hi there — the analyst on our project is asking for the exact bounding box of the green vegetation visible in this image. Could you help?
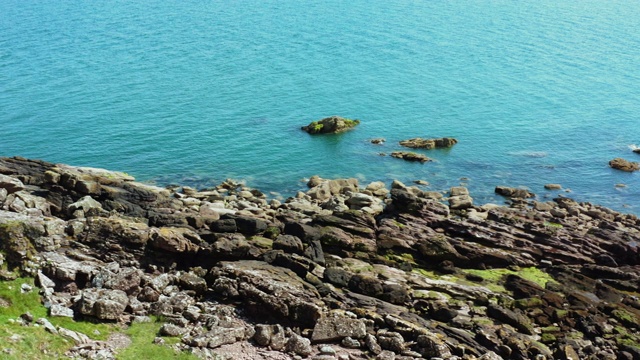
[543,221,564,234]
[463,267,557,291]
[612,308,640,328]
[0,278,196,359]
[119,320,196,360]
[342,118,360,127]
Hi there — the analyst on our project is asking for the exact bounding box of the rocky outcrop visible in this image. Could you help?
[2,156,640,360]
[301,116,360,134]
[610,157,640,172]
[399,137,458,149]
[390,151,431,163]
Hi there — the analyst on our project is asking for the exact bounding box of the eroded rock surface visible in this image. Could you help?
[1,156,640,360]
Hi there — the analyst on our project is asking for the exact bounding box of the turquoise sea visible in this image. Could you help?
[1,1,639,213]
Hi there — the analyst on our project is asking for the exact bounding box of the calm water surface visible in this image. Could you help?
[1,1,639,212]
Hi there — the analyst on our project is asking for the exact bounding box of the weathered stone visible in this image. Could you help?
[486,303,534,335]
[79,288,128,320]
[311,315,367,342]
[273,234,304,254]
[177,272,207,295]
[67,195,103,214]
[0,174,25,193]
[159,323,185,337]
[49,304,74,318]
[285,333,313,356]
[348,274,384,297]
[149,227,199,253]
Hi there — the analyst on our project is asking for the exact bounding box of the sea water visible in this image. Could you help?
[1,0,639,213]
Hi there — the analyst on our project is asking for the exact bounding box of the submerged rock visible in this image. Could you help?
[301,116,360,134]
[390,151,431,163]
[399,137,458,149]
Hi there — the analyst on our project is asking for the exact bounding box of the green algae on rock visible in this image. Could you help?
[301,116,360,134]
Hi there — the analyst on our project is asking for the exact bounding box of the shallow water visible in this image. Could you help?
[1,1,639,212]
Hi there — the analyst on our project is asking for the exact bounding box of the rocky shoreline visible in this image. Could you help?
[1,156,640,360]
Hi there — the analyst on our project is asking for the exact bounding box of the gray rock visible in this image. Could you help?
[0,174,25,193]
[478,351,504,360]
[449,194,474,210]
[177,272,207,295]
[377,331,405,353]
[159,323,185,337]
[324,267,353,287]
[79,288,128,320]
[376,350,396,360]
[68,195,103,214]
[285,333,312,356]
[49,304,74,318]
[319,345,337,355]
[417,333,453,358]
[365,333,382,355]
[205,326,246,349]
[312,316,367,342]
[341,336,361,348]
[273,235,304,254]
[36,318,58,334]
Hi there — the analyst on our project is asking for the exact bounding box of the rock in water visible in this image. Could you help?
[399,137,458,149]
[301,116,360,134]
[390,151,431,163]
[609,157,640,172]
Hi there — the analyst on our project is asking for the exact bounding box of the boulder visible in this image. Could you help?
[399,137,458,149]
[301,116,360,134]
[390,151,431,163]
[609,158,639,172]
[311,315,367,342]
[449,186,473,210]
[285,333,313,356]
[149,227,200,253]
[495,186,535,199]
[0,174,25,193]
[78,288,129,320]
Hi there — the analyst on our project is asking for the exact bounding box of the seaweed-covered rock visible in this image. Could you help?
[301,116,360,134]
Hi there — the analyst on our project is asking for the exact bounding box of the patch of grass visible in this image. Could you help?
[118,318,196,360]
[0,278,196,359]
[0,277,81,358]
